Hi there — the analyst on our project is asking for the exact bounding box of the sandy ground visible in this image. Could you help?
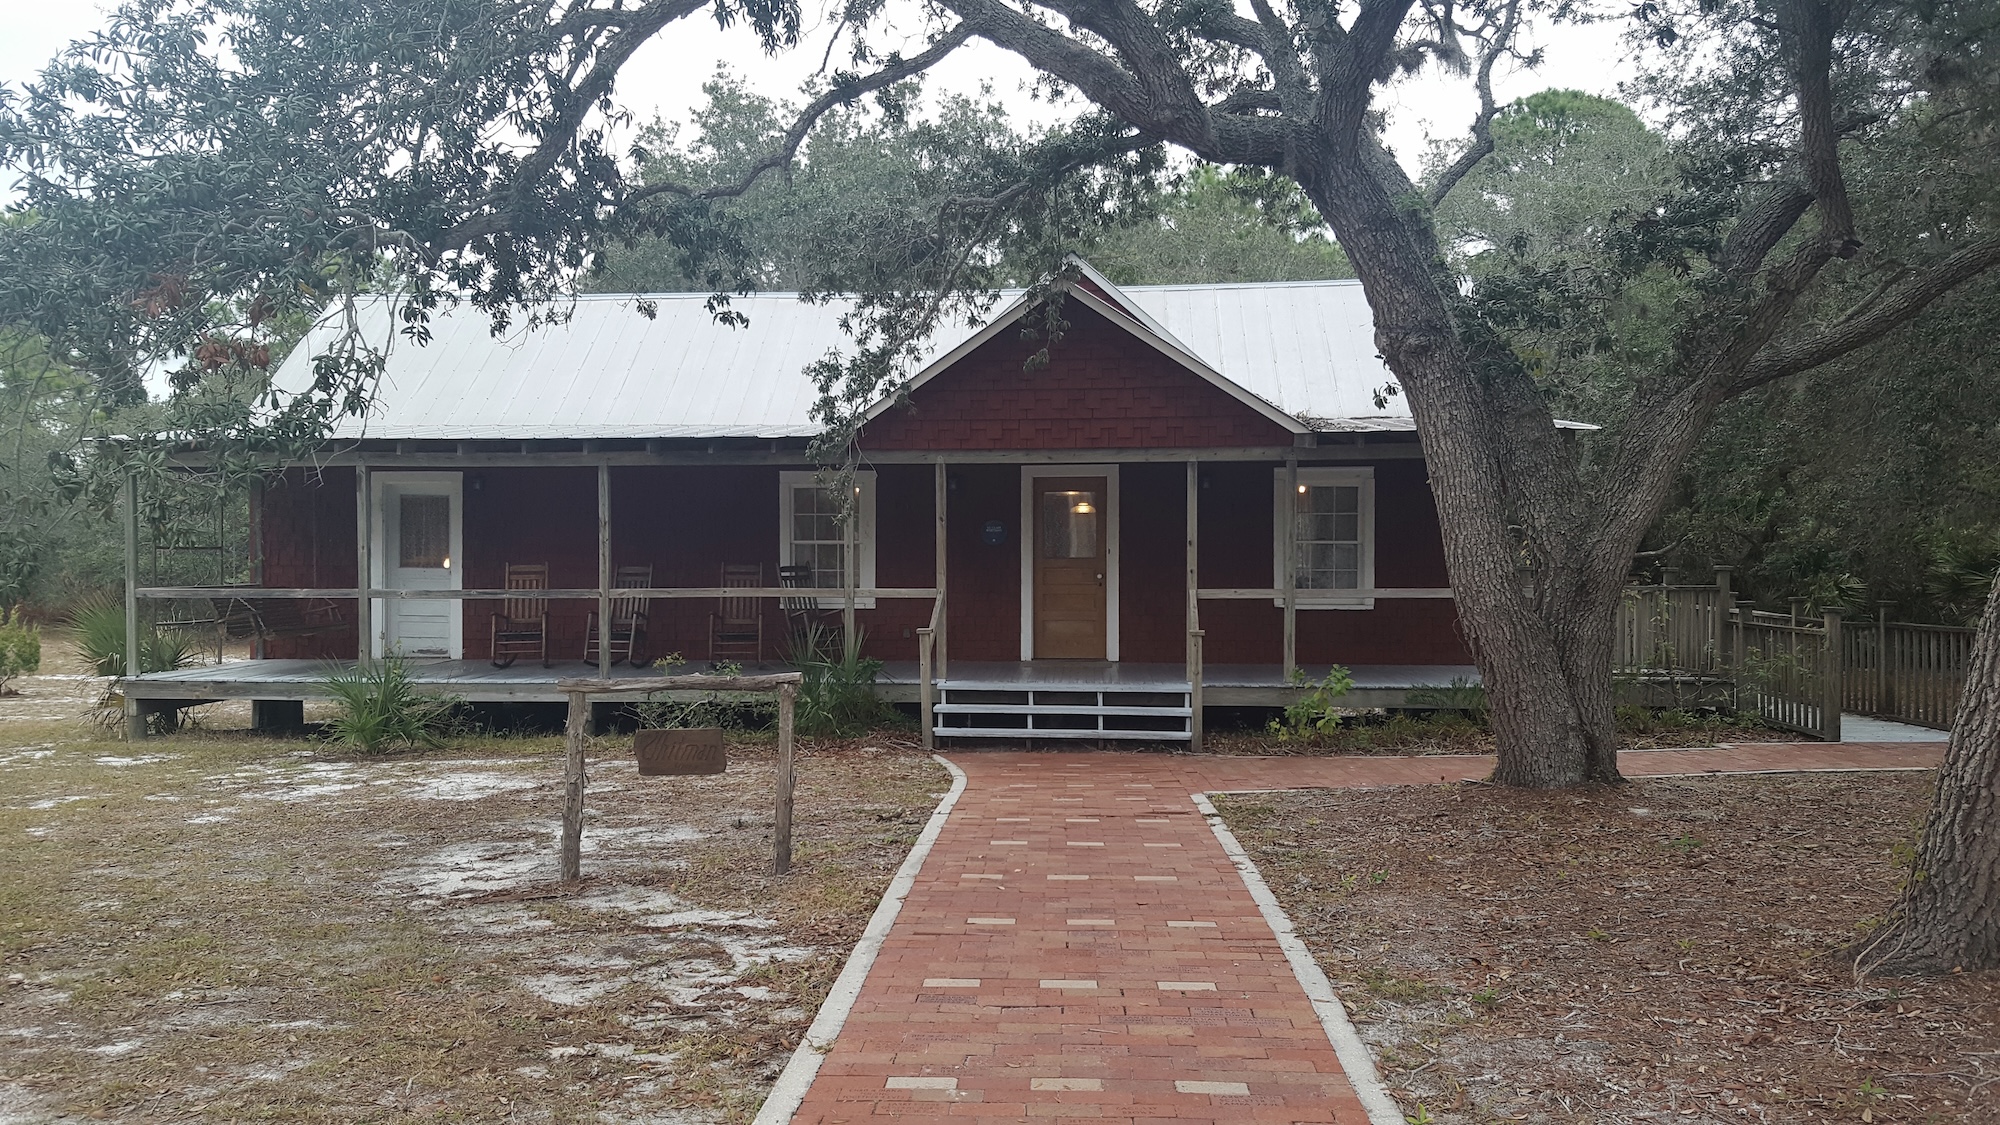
[0,644,947,1123]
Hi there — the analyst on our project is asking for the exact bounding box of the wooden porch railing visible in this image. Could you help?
[1841,613,1973,731]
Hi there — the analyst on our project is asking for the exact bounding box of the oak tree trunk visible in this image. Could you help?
[1856,576,2000,975]
[1292,157,1641,787]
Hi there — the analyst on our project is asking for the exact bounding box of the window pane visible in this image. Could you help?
[1291,482,1362,592]
[1040,491,1099,559]
[398,495,449,568]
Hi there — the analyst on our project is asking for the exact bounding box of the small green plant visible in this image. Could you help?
[1855,1079,1890,1101]
[1268,664,1356,741]
[322,655,456,753]
[1405,675,1487,726]
[0,614,41,695]
[633,655,773,729]
[68,594,199,676]
[791,625,895,736]
[1470,988,1502,1010]
[1406,1105,1437,1125]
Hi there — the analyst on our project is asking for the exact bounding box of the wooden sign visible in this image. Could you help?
[633,727,727,776]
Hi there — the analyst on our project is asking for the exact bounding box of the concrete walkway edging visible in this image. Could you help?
[751,753,969,1125]
[1194,791,1405,1125]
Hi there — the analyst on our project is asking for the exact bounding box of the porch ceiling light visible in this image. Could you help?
[1071,501,1095,514]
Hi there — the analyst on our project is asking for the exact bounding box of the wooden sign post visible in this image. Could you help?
[555,672,804,883]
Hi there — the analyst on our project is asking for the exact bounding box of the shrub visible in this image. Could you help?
[322,656,456,753]
[792,625,894,736]
[67,594,198,676]
[1269,664,1356,742]
[632,654,776,729]
[0,616,40,695]
[1405,676,1488,726]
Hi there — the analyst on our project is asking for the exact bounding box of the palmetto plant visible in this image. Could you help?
[321,656,455,753]
[790,624,893,737]
[67,594,198,677]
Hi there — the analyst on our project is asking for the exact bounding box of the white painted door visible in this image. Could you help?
[371,473,463,658]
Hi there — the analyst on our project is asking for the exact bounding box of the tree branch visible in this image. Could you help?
[618,23,975,208]
[1730,235,2000,393]
[1425,0,1523,208]
[1717,181,1814,276]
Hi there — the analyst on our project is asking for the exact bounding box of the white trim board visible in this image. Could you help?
[750,755,969,1125]
[368,471,464,659]
[1019,464,1121,662]
[1192,792,1405,1125]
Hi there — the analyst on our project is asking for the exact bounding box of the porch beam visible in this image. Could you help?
[355,465,372,660]
[207,443,1426,471]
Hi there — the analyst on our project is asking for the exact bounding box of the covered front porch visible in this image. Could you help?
[121,657,1482,739]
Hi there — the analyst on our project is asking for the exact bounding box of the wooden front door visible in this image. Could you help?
[1033,476,1108,659]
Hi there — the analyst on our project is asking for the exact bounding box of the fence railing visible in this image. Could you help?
[1841,616,1974,731]
[1733,614,1841,740]
[1619,569,1977,738]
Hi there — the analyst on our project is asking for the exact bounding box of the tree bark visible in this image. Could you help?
[1855,576,2000,975]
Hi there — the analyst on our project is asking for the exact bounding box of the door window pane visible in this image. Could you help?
[1294,484,1360,590]
[1041,491,1099,559]
[399,495,450,569]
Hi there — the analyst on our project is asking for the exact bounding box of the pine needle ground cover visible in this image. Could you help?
[1218,776,2000,1124]
[0,701,944,1123]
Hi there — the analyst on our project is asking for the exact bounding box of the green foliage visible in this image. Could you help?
[0,616,41,694]
[1071,165,1353,285]
[1268,665,1356,742]
[631,654,775,730]
[1404,676,1488,726]
[321,656,455,753]
[791,625,895,737]
[66,594,198,677]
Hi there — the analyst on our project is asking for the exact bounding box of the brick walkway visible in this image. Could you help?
[778,740,1944,1123]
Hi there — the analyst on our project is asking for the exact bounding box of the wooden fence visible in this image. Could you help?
[1618,571,1977,737]
[1840,614,1975,731]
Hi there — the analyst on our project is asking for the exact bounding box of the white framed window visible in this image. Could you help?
[778,470,876,608]
[1272,466,1375,609]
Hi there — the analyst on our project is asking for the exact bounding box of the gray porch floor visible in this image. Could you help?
[124,658,1480,707]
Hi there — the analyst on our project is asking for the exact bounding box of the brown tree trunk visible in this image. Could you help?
[1292,155,1638,787]
[1856,577,2000,975]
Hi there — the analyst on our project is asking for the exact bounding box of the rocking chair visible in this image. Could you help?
[585,564,653,667]
[708,563,765,663]
[490,563,550,668]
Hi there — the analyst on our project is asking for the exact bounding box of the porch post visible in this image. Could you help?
[122,471,144,739]
[934,459,948,681]
[1282,456,1298,680]
[1713,566,1733,675]
[354,464,372,660]
[1186,460,1203,752]
[1822,609,1843,742]
[597,461,612,680]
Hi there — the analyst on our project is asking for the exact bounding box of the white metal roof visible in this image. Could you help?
[272,273,1416,441]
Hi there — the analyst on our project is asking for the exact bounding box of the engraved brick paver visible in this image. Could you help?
[782,740,1942,1123]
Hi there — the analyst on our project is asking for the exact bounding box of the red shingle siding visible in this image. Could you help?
[942,463,1023,661]
[863,305,1295,450]
[258,467,360,659]
[1188,459,1471,666]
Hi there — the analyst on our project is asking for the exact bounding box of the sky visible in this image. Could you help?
[3,0,1641,183]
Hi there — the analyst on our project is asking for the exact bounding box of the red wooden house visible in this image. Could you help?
[126,261,1501,744]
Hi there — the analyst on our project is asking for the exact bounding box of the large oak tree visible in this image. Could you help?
[4,0,1999,791]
